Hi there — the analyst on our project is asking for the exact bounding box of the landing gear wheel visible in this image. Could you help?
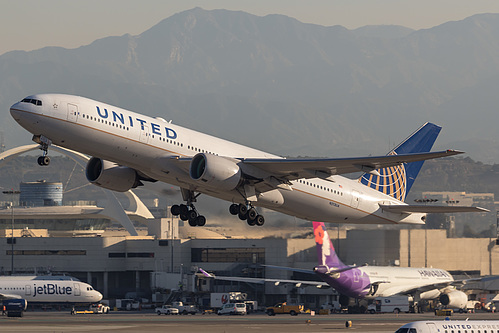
[179,204,189,216]
[238,204,248,215]
[229,204,239,215]
[171,205,180,216]
[255,215,265,226]
[188,210,198,221]
[247,218,257,226]
[37,156,50,166]
[188,218,197,227]
[180,213,189,221]
[238,212,248,221]
[247,208,257,221]
[196,215,206,226]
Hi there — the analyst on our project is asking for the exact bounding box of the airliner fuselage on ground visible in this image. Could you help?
[201,222,486,309]
[10,94,484,227]
[0,275,102,304]
[396,320,499,333]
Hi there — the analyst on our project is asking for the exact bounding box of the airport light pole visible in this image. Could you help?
[3,189,20,275]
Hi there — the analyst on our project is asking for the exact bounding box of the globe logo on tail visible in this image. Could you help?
[359,152,407,201]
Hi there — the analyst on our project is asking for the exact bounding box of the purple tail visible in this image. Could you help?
[313,222,347,270]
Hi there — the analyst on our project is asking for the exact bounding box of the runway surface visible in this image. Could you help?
[2,310,498,332]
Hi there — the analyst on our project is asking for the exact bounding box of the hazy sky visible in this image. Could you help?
[1,0,499,55]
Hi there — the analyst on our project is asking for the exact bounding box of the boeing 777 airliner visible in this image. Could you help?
[9,94,486,227]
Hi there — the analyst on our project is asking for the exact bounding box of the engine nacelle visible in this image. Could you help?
[86,157,139,192]
[190,153,242,191]
[439,290,468,309]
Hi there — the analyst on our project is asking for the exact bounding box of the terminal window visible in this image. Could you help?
[7,250,86,255]
[191,248,265,263]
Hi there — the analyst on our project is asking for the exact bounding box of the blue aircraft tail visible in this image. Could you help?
[358,122,442,202]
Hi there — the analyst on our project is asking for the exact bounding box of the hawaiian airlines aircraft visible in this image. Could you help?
[201,222,492,309]
[395,320,499,333]
[9,94,486,227]
[0,275,102,316]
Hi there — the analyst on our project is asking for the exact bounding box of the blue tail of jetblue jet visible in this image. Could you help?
[358,122,442,202]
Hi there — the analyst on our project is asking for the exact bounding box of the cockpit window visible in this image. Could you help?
[21,98,42,106]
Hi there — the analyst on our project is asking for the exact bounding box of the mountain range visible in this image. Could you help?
[1,8,499,163]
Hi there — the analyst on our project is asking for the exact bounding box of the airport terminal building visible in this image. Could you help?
[0,212,498,309]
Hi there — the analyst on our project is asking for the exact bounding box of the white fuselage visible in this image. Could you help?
[361,266,453,298]
[397,321,499,333]
[10,94,425,224]
[0,276,102,303]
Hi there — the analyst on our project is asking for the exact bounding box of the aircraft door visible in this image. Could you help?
[139,125,150,143]
[24,285,31,296]
[426,323,438,333]
[67,103,79,122]
[351,190,361,209]
[73,283,81,296]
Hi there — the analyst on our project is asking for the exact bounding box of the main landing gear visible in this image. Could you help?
[170,204,206,227]
[170,189,206,227]
[229,203,265,227]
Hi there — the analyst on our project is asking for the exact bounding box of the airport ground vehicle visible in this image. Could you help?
[172,301,197,315]
[155,305,179,315]
[89,303,110,314]
[266,303,303,316]
[217,303,246,315]
[367,296,411,314]
[116,298,140,310]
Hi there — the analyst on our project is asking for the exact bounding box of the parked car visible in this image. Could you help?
[217,303,246,315]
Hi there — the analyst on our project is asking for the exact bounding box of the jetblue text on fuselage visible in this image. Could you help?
[32,283,72,297]
[96,106,177,139]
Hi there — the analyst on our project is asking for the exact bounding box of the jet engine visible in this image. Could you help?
[86,157,140,192]
[439,290,468,309]
[3,298,27,317]
[190,153,242,191]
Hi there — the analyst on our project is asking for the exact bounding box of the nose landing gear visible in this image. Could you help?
[32,135,52,166]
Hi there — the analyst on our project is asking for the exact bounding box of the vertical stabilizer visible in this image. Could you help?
[313,222,371,299]
[313,221,346,270]
[358,122,441,201]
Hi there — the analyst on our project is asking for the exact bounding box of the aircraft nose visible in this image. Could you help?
[96,291,103,301]
[10,102,23,120]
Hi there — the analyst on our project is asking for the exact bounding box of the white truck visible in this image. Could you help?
[155,305,179,315]
[172,301,197,315]
[367,296,412,314]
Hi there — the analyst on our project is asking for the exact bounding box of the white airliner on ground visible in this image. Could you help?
[9,94,486,227]
[201,222,495,310]
[0,275,102,303]
[395,320,499,333]
[0,275,102,316]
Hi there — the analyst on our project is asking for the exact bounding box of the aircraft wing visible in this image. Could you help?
[168,150,462,185]
[198,268,327,287]
[240,150,463,181]
[379,205,489,214]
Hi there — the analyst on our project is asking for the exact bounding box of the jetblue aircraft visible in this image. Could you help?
[0,275,102,316]
[9,94,485,227]
[201,222,492,309]
[395,320,499,333]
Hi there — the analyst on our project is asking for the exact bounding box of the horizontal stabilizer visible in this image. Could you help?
[379,204,489,214]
